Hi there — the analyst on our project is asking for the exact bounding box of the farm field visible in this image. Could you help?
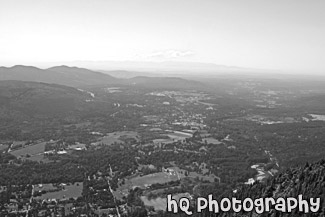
[10,142,47,161]
[153,138,174,144]
[167,131,192,141]
[202,137,222,145]
[11,141,27,149]
[34,182,83,201]
[128,172,179,187]
[93,131,139,146]
[114,171,180,200]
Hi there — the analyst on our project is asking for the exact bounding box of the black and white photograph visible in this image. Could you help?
[0,0,324,216]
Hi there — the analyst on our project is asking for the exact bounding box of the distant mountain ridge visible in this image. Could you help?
[0,65,206,90]
[49,60,265,74]
[0,65,119,87]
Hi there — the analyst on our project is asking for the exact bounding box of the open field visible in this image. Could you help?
[92,131,139,146]
[153,138,174,144]
[11,141,27,149]
[34,182,83,201]
[202,137,222,145]
[114,171,179,200]
[10,142,46,158]
[167,131,192,141]
[105,87,122,93]
[128,172,178,188]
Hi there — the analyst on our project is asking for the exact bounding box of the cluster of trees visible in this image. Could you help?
[0,153,15,164]
[0,159,85,185]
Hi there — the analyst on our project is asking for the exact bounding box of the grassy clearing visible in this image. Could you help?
[34,182,83,201]
[114,172,179,200]
[93,131,139,146]
[10,142,46,158]
[11,141,27,149]
[153,138,174,144]
[167,132,191,141]
[10,141,52,162]
[129,172,178,187]
[202,137,222,145]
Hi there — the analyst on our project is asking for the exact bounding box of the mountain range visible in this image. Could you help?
[42,60,266,74]
[0,65,204,89]
[0,65,119,87]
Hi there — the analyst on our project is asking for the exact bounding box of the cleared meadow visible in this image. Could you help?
[114,171,179,200]
[93,131,139,146]
[10,142,47,162]
[34,182,83,201]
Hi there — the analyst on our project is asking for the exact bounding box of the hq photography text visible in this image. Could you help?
[167,194,321,215]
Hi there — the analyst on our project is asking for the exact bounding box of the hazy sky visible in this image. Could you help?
[1,0,325,73]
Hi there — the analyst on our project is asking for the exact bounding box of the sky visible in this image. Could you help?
[1,0,325,73]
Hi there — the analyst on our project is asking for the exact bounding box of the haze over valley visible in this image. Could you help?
[0,64,325,216]
[1,0,325,216]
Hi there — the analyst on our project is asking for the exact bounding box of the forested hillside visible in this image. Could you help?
[160,159,325,217]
